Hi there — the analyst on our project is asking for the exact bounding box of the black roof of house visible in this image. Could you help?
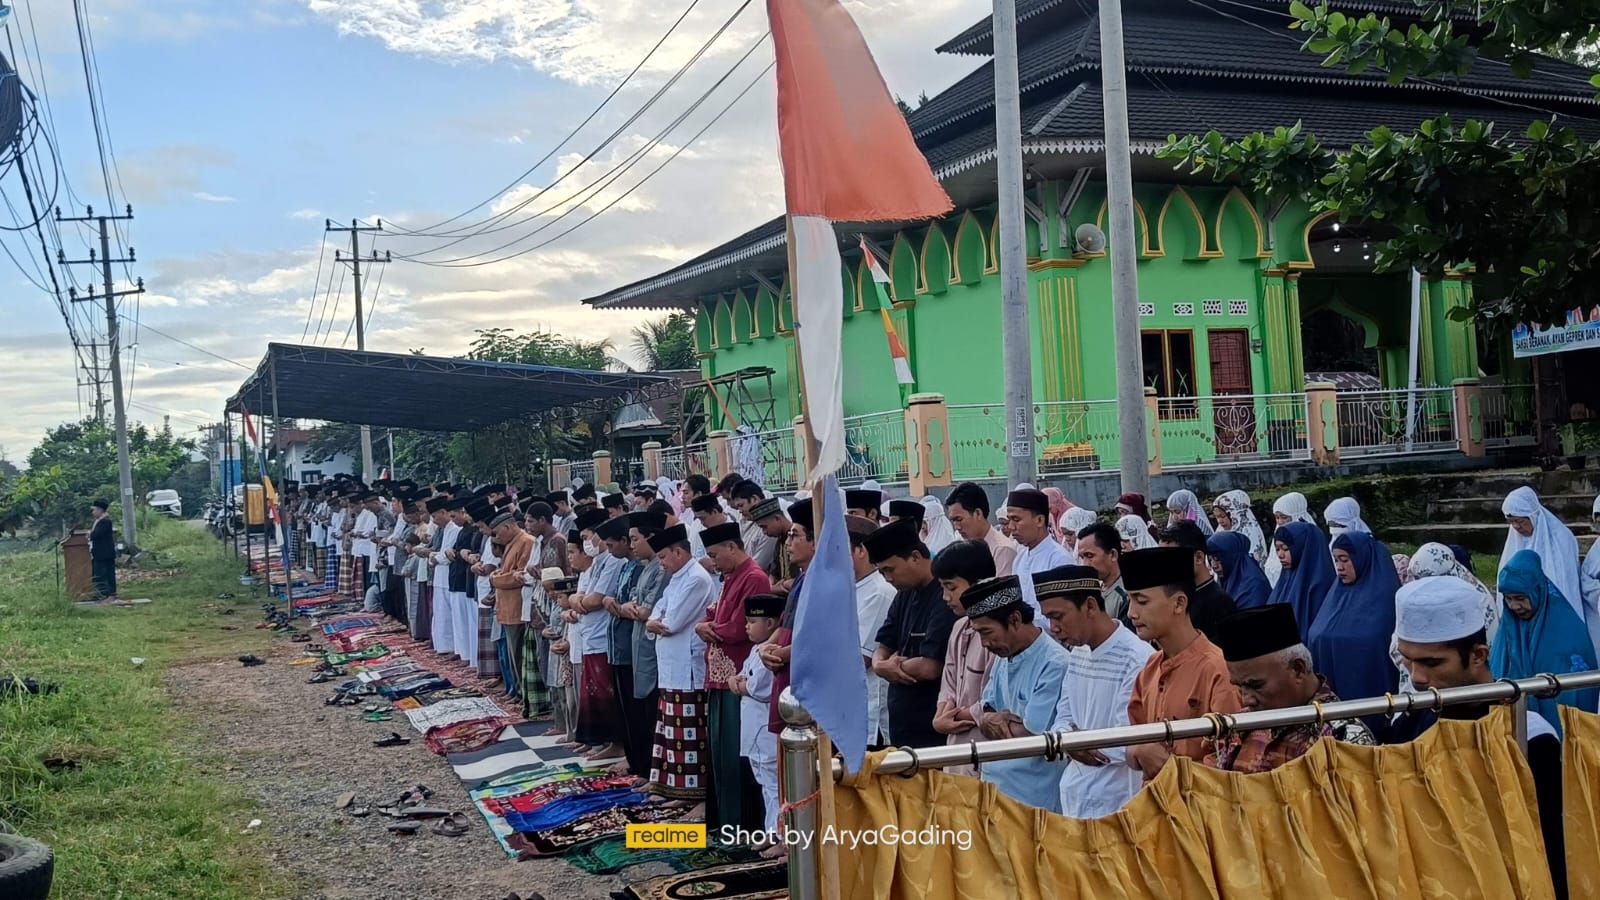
[582,0,1599,310]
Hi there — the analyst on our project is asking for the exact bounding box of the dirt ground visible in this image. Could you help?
[166,638,676,900]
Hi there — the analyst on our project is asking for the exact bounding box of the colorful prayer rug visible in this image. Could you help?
[423,716,510,756]
[509,803,684,858]
[618,861,788,900]
[404,697,510,732]
[566,840,758,876]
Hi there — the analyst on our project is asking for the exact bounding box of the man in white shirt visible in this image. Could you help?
[1034,564,1153,819]
[848,516,897,747]
[351,492,381,604]
[430,498,465,654]
[646,523,717,817]
[1006,488,1071,613]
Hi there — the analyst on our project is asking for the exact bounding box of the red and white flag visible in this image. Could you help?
[860,240,914,385]
[769,0,950,480]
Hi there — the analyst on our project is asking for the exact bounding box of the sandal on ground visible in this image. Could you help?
[349,807,371,818]
[238,655,266,667]
[373,732,410,747]
[363,711,393,722]
[400,806,450,819]
[386,820,422,835]
[398,785,433,806]
[430,812,470,837]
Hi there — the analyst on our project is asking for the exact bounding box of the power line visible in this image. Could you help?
[414,57,775,270]
[390,0,759,254]
[389,0,710,240]
[319,264,347,346]
[116,314,252,370]
[300,234,328,341]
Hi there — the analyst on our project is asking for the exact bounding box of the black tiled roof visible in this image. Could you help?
[912,2,1597,148]
[938,0,1488,56]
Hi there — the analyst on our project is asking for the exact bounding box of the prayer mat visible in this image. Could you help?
[404,697,509,732]
[479,773,637,816]
[467,763,590,858]
[325,645,391,665]
[618,861,788,900]
[424,717,510,756]
[511,803,685,858]
[449,739,550,787]
[567,840,759,876]
[378,677,451,701]
[503,786,649,832]
[413,686,488,705]
[489,723,623,767]
[321,617,375,634]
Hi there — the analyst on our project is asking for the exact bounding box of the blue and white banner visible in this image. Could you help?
[1512,312,1600,358]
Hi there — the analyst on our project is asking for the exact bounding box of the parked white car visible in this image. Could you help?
[146,489,183,518]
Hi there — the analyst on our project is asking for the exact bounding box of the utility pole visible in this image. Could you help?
[325,218,389,480]
[60,204,144,552]
[992,0,1036,486]
[1097,0,1150,497]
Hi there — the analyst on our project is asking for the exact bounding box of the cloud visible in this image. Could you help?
[289,208,324,220]
[110,143,235,204]
[192,192,236,203]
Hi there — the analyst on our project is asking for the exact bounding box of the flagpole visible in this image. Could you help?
[784,215,843,900]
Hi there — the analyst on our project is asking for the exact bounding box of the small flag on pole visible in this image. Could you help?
[861,239,915,387]
[769,0,950,482]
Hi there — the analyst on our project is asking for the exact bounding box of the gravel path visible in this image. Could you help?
[166,637,675,900]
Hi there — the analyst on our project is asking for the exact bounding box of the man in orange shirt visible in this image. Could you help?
[488,511,537,702]
[1121,546,1241,781]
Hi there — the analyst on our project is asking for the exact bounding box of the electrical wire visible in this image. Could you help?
[406,32,771,268]
[389,0,759,253]
[414,58,775,270]
[388,0,710,240]
[319,265,347,346]
[116,314,252,370]
[300,235,328,342]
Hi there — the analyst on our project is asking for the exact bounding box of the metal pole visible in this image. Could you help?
[1405,269,1423,452]
[833,670,1600,778]
[992,0,1036,486]
[779,689,822,900]
[1098,0,1150,497]
[101,217,139,553]
[347,221,376,479]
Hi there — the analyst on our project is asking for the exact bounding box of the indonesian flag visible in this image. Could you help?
[239,408,278,510]
[770,0,950,481]
[861,239,914,385]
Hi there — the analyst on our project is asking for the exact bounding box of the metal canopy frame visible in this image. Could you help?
[225,343,672,432]
[707,366,778,433]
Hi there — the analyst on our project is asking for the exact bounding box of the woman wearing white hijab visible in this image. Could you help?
[1266,492,1318,587]
[1212,490,1268,568]
[1323,497,1373,538]
[1115,514,1157,552]
[919,495,959,555]
[1499,486,1592,657]
[1059,507,1098,563]
[1165,489,1214,535]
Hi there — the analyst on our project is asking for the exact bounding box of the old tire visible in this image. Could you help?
[0,832,54,900]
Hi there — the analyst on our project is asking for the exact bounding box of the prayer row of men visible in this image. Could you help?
[276,474,1591,887]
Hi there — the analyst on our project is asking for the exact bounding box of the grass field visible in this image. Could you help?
[0,519,276,899]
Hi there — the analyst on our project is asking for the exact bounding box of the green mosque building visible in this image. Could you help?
[583,0,1596,490]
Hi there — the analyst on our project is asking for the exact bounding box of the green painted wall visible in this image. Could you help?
[686,178,1487,474]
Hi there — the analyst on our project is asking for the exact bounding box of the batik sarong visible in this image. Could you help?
[576,653,624,745]
[649,689,708,800]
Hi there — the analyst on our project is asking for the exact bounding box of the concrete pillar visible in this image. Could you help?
[793,417,812,481]
[1454,378,1486,458]
[708,430,733,478]
[1306,381,1340,465]
[642,442,663,481]
[1143,387,1162,476]
[907,392,952,495]
[550,459,570,491]
[592,450,612,488]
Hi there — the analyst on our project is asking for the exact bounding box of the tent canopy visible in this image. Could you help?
[226,343,671,432]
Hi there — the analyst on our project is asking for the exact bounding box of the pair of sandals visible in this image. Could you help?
[373,731,410,747]
[238,655,266,667]
[386,812,469,837]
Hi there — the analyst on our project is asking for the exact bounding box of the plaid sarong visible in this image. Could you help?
[649,689,708,799]
[324,550,338,590]
[475,603,500,680]
[520,624,552,719]
[336,552,352,597]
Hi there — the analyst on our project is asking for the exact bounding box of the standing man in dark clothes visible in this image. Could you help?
[89,499,117,602]
[867,520,957,750]
[1159,521,1237,643]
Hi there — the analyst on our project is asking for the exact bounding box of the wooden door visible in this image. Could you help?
[1208,329,1256,454]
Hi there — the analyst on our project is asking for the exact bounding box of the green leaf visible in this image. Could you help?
[1288,0,1314,20]
[1527,119,1550,140]
[1446,305,1474,322]
[1510,53,1533,79]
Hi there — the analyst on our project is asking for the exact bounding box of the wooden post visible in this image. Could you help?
[1143,387,1162,476]
[642,442,663,481]
[1306,381,1340,465]
[907,393,952,494]
[1453,378,1485,458]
